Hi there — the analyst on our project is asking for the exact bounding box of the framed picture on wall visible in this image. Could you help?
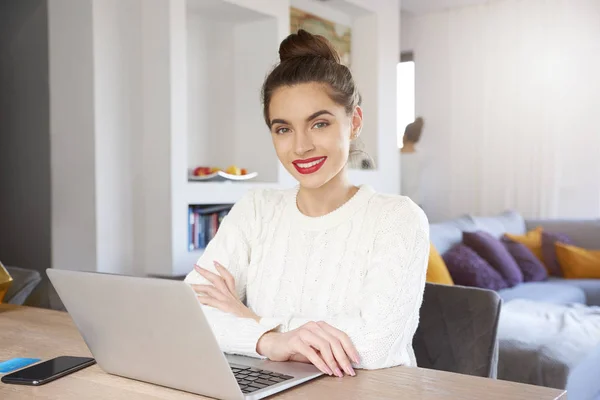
[290,7,352,68]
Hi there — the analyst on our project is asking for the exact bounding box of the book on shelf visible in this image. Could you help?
[188,204,232,251]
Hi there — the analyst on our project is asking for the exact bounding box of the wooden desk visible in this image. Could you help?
[0,305,566,400]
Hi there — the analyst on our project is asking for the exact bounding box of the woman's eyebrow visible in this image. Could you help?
[270,118,289,126]
[270,110,334,127]
[306,110,334,121]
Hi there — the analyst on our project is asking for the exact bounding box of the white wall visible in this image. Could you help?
[140,0,189,276]
[168,0,190,277]
[48,0,98,273]
[49,0,185,276]
[187,15,211,169]
[188,17,237,170]
[351,13,378,163]
[50,0,151,275]
[234,18,280,183]
[93,0,139,275]
[206,22,236,170]
[401,10,413,51]
[401,0,600,220]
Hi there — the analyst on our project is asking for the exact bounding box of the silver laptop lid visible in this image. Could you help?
[47,269,244,400]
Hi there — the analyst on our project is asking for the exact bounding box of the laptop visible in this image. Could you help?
[47,269,323,400]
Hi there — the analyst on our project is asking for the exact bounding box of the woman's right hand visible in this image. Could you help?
[256,321,359,377]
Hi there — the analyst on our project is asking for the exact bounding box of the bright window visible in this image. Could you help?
[397,60,415,148]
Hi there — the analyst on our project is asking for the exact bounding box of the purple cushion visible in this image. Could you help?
[542,231,573,277]
[442,244,509,290]
[501,237,548,282]
[463,231,523,287]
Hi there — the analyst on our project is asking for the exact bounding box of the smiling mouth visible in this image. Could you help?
[292,157,327,175]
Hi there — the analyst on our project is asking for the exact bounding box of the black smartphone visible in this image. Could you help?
[1,356,96,386]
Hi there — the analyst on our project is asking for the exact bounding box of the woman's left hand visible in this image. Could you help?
[191,261,260,322]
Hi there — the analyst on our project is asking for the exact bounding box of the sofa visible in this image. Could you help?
[429,211,600,399]
[429,212,600,306]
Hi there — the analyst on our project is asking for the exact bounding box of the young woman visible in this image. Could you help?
[185,30,429,378]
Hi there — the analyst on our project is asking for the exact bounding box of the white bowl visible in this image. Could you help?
[188,170,258,182]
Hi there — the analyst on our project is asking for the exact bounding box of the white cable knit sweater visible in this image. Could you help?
[184,185,429,369]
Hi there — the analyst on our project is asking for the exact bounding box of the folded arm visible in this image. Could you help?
[184,191,279,358]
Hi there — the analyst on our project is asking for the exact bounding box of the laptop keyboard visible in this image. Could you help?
[229,364,293,394]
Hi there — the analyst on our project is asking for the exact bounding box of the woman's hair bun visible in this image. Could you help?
[279,29,340,64]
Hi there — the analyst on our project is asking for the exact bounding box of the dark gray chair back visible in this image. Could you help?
[413,283,501,378]
[3,265,42,305]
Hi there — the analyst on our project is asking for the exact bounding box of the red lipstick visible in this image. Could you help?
[292,156,327,175]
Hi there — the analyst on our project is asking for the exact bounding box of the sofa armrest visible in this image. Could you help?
[526,219,600,249]
[4,266,42,305]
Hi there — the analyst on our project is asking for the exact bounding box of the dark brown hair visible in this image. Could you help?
[403,117,424,144]
[261,29,360,128]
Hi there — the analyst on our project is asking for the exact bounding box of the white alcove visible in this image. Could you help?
[187,0,280,186]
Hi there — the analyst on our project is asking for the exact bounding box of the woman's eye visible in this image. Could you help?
[313,122,329,129]
[275,127,290,134]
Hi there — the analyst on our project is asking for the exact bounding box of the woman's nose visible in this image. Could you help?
[294,131,315,155]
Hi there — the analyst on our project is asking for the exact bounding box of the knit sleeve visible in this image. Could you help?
[262,199,429,369]
[184,190,280,358]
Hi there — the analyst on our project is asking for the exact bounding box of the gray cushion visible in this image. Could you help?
[429,215,478,255]
[429,223,462,255]
[430,212,525,255]
[498,282,586,305]
[414,283,501,378]
[471,210,527,238]
[448,215,479,232]
[547,277,600,307]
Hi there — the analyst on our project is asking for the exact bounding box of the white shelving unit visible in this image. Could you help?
[186,181,282,205]
[186,0,280,189]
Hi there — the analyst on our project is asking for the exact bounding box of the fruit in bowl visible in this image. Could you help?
[192,166,211,176]
[192,165,249,177]
[193,166,222,176]
[225,165,240,175]
[225,165,248,176]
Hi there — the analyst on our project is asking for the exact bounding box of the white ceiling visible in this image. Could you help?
[187,0,270,22]
[401,0,490,15]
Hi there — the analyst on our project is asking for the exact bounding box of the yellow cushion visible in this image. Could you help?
[556,243,600,279]
[505,227,544,262]
[427,245,454,285]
